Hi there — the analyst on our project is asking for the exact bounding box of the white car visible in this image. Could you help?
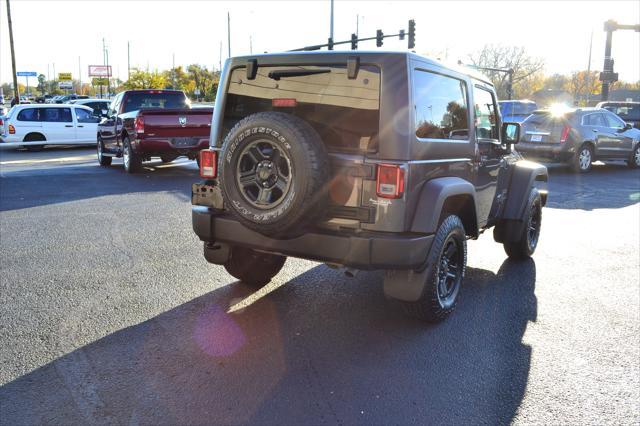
[0,104,100,149]
[68,98,111,117]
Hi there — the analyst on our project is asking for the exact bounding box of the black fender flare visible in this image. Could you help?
[494,160,547,243]
[410,177,479,235]
[502,160,548,220]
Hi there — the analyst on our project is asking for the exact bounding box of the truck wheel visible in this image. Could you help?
[571,144,593,173]
[160,154,178,163]
[504,188,542,260]
[97,138,112,166]
[219,112,329,237]
[400,215,467,323]
[123,136,142,173]
[223,246,286,288]
[627,145,640,169]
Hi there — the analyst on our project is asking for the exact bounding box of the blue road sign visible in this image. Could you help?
[17,71,37,77]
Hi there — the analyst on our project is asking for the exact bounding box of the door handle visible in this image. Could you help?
[592,129,599,133]
[77,125,84,128]
[65,125,73,127]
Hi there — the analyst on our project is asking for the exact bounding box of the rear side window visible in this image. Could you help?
[414,70,469,140]
[43,108,72,122]
[500,102,536,116]
[17,108,40,121]
[123,92,188,112]
[583,113,606,127]
[473,86,499,140]
[224,65,380,152]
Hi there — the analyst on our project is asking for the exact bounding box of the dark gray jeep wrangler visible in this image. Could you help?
[192,51,548,322]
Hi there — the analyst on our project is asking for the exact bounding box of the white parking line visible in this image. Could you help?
[0,155,96,165]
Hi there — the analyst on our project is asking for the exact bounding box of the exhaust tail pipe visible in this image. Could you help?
[344,268,359,278]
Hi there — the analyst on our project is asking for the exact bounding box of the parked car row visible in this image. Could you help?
[0,90,213,166]
[517,106,640,172]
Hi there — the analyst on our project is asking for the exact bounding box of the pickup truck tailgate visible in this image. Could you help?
[140,108,213,138]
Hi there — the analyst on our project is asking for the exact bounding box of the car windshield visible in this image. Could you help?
[123,92,189,112]
[500,102,536,115]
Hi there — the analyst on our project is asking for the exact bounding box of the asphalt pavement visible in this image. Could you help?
[0,146,638,425]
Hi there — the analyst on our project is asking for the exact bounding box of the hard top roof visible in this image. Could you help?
[229,50,494,85]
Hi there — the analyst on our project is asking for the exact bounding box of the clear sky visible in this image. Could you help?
[1,0,639,86]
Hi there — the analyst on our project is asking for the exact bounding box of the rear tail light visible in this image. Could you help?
[199,149,217,178]
[560,125,571,143]
[376,164,405,199]
[272,98,297,108]
[0,118,3,126]
[8,124,15,134]
[134,116,145,134]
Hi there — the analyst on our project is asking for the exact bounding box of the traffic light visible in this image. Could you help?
[399,29,405,40]
[376,30,384,47]
[351,33,358,50]
[408,19,416,49]
[328,37,334,50]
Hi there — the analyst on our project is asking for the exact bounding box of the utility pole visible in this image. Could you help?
[6,0,20,102]
[330,0,334,43]
[227,12,231,57]
[172,53,176,89]
[600,20,640,101]
[584,30,593,105]
[78,56,82,95]
[106,48,111,98]
[356,14,359,37]
[127,41,131,81]
[250,35,253,54]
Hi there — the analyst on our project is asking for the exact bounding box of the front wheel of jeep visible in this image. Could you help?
[400,215,467,323]
[223,246,286,288]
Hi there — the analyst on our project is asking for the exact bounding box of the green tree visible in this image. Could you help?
[124,69,167,89]
[37,74,46,94]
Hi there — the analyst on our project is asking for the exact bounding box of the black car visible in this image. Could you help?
[191,51,548,323]
[517,107,640,172]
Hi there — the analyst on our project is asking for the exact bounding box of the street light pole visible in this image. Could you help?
[330,0,334,43]
[6,0,20,102]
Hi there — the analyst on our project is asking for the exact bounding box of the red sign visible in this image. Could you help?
[88,65,112,77]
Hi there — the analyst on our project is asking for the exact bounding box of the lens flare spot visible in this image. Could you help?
[194,305,246,357]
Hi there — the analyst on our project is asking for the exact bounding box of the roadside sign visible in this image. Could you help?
[88,65,112,77]
[194,88,201,96]
[58,81,73,89]
[58,73,72,81]
[17,71,37,77]
[92,77,109,85]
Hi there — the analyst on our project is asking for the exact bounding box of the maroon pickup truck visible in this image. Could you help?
[96,89,213,173]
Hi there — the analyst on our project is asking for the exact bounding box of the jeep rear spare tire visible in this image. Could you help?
[219,112,329,237]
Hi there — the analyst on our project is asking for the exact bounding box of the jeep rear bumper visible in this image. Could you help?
[192,206,433,270]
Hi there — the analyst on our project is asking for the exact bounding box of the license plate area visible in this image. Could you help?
[192,182,224,209]
[530,134,543,142]
[173,137,199,147]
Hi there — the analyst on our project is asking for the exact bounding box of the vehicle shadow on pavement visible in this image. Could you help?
[545,162,640,210]
[0,160,196,212]
[0,258,536,425]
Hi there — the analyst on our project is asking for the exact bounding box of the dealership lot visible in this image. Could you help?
[0,147,639,424]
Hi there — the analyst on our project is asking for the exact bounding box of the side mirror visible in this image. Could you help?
[501,122,521,144]
[624,123,633,130]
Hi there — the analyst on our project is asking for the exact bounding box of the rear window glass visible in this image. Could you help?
[499,102,536,116]
[17,108,40,121]
[123,92,188,113]
[524,111,569,125]
[224,65,380,152]
[601,104,639,120]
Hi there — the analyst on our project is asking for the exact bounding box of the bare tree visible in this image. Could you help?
[468,45,545,99]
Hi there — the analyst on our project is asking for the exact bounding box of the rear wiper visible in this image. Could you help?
[268,69,330,81]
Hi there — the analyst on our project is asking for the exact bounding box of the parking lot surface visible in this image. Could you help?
[1,147,639,425]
